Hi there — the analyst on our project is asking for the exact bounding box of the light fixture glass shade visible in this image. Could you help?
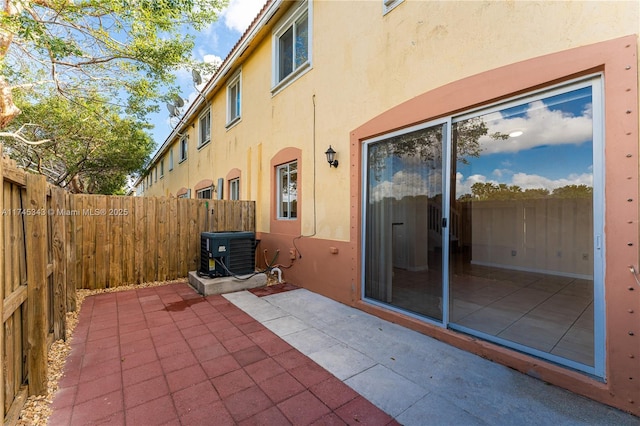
[325,145,336,164]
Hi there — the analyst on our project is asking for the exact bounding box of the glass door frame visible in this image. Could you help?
[360,117,451,328]
[361,74,605,378]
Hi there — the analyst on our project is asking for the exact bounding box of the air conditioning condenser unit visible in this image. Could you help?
[199,231,256,278]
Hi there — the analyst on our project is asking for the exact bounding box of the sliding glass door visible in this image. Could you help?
[363,77,604,375]
[364,122,447,321]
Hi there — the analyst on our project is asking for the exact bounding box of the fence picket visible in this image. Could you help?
[51,188,66,341]
[121,196,134,285]
[108,197,123,287]
[25,173,48,396]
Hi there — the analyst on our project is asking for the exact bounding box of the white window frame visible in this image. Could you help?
[383,0,403,14]
[169,148,174,171]
[226,71,242,128]
[276,161,298,220]
[229,178,240,200]
[179,136,188,163]
[178,189,191,199]
[199,108,211,148]
[160,159,164,178]
[196,186,213,200]
[272,1,312,94]
[154,167,157,182]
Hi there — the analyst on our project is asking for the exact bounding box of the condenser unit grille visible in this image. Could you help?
[227,238,254,272]
[199,231,256,278]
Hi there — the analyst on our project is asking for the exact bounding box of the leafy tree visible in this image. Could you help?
[467,182,590,201]
[5,92,154,194]
[550,184,592,199]
[368,117,508,182]
[0,0,227,135]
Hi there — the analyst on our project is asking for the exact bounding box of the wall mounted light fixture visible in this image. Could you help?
[325,145,339,168]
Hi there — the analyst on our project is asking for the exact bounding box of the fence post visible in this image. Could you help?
[25,173,48,396]
[0,145,5,418]
[65,193,77,312]
[51,187,67,340]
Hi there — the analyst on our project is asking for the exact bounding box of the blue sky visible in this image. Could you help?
[368,86,595,201]
[147,0,266,150]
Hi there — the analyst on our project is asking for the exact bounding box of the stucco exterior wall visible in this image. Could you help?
[137,0,640,415]
[350,34,639,416]
[144,0,638,241]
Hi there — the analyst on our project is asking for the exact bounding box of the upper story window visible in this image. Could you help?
[383,0,403,14]
[160,159,164,178]
[227,72,241,127]
[154,167,157,182]
[199,109,211,148]
[273,1,311,91]
[179,136,188,162]
[229,178,240,200]
[277,161,297,219]
[196,186,213,199]
[169,148,174,171]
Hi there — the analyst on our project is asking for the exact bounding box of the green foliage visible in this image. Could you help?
[2,0,227,120]
[465,182,591,201]
[5,92,155,194]
[368,117,503,182]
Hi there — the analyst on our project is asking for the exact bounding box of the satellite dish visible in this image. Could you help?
[166,103,178,117]
[173,96,185,108]
[192,69,202,85]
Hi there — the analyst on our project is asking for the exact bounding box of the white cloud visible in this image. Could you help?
[203,54,223,65]
[370,170,442,202]
[455,171,592,196]
[222,0,265,33]
[478,101,592,155]
[510,172,592,190]
[455,173,487,196]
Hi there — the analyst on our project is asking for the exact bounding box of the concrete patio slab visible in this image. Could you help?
[344,364,427,417]
[224,288,640,426]
[306,343,377,381]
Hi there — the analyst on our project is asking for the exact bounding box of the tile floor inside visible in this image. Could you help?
[390,261,594,367]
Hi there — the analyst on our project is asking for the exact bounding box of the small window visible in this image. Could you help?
[178,189,191,199]
[154,167,157,182]
[160,159,164,178]
[180,136,188,162]
[196,186,213,199]
[277,161,297,219]
[199,109,211,147]
[230,178,240,200]
[383,0,403,14]
[169,148,174,171]
[227,72,241,127]
[273,2,310,89]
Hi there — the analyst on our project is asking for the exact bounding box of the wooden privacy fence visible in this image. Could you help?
[1,153,254,423]
[69,195,254,290]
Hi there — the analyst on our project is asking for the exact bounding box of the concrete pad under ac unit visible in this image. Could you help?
[188,270,267,296]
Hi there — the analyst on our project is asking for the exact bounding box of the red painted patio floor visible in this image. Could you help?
[48,281,399,425]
